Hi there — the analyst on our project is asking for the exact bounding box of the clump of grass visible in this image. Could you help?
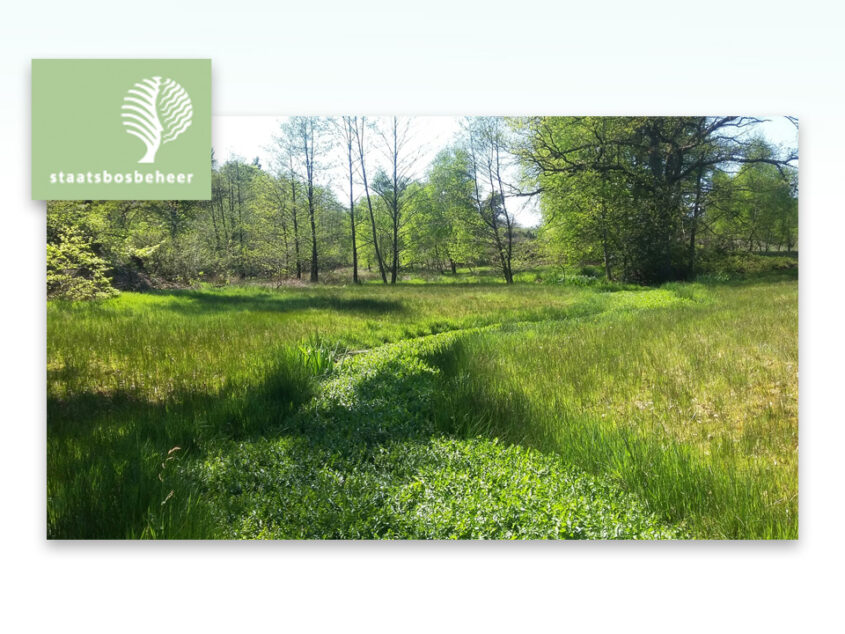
[298,335,347,377]
[46,282,600,538]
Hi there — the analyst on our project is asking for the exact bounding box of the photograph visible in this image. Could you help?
[46,115,798,540]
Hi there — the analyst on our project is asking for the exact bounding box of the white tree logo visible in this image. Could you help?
[121,77,193,164]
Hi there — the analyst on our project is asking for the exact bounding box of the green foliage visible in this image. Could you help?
[708,147,798,254]
[44,116,800,539]
[45,117,797,292]
[404,146,486,272]
[47,227,118,300]
[47,281,679,538]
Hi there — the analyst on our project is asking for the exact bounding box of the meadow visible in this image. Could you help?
[47,268,797,539]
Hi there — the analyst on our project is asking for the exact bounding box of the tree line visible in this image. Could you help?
[47,116,797,298]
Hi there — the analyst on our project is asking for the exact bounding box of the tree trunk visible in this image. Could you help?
[354,118,387,284]
[309,206,318,283]
[390,117,400,285]
[289,161,301,279]
[494,146,514,285]
[687,169,704,279]
[302,119,318,283]
[348,133,359,285]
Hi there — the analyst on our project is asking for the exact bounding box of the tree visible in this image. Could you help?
[283,116,325,282]
[47,202,119,299]
[405,146,483,273]
[336,116,360,283]
[45,116,796,294]
[708,149,798,255]
[465,117,516,284]
[371,116,418,284]
[353,116,388,284]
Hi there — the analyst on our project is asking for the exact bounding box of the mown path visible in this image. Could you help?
[196,320,687,539]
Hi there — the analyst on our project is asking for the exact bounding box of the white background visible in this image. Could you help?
[0,2,841,632]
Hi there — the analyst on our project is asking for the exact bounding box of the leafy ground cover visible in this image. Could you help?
[47,271,797,539]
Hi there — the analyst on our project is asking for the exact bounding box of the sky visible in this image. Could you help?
[212,115,799,227]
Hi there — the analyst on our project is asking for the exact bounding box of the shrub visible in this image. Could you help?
[47,229,118,300]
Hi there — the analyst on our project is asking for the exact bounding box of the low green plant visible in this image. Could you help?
[298,335,347,377]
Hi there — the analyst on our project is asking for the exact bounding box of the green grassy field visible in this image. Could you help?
[47,271,797,539]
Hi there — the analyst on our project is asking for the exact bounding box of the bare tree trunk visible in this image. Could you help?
[390,117,400,284]
[468,119,513,284]
[343,117,359,284]
[309,200,318,283]
[354,117,387,284]
[208,191,221,253]
[300,119,318,283]
[688,168,704,278]
[289,156,302,279]
[600,201,613,281]
[493,142,514,284]
[486,156,511,284]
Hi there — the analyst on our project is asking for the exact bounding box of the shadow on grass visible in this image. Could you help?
[47,352,316,539]
[48,338,446,539]
[154,290,405,316]
[195,336,679,539]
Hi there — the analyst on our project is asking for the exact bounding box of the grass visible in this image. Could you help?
[46,270,797,539]
[434,278,798,538]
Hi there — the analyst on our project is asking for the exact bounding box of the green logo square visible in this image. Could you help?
[32,59,211,200]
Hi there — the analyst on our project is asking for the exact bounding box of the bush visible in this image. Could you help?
[47,229,118,300]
